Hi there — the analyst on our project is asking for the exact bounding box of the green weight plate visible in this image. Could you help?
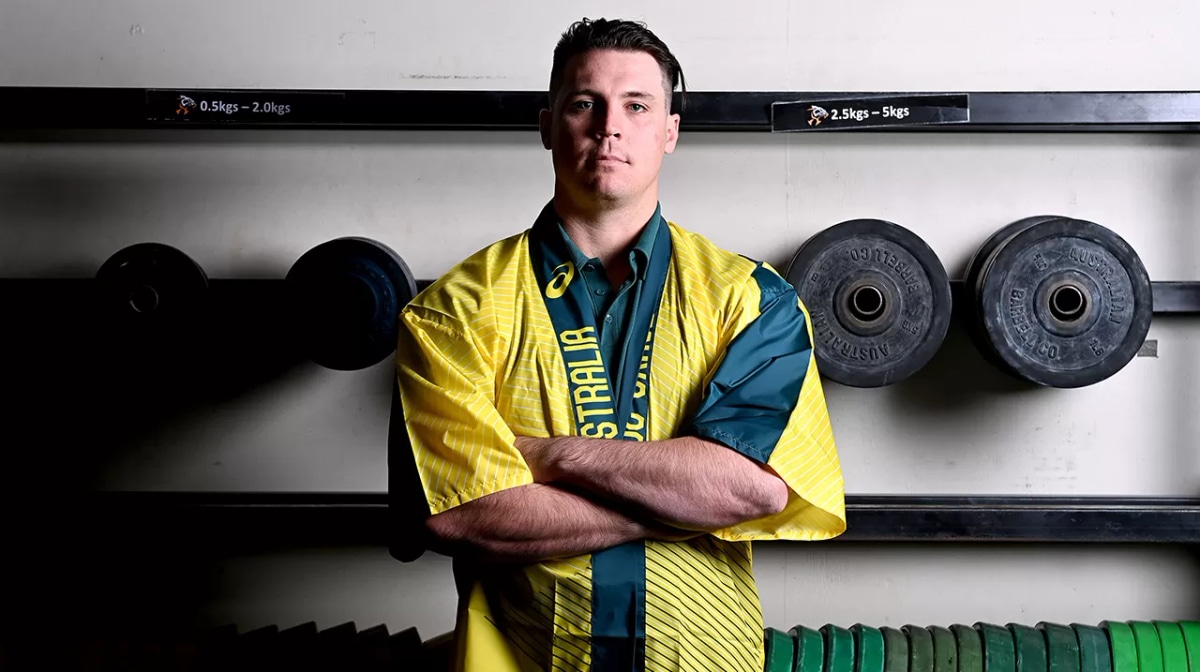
[824,625,856,672]
[1037,622,1081,672]
[905,625,936,672]
[1180,622,1200,672]
[1129,622,1165,672]
[854,625,886,672]
[1011,624,1049,672]
[767,627,797,672]
[791,626,825,672]
[954,624,985,672]
[1073,624,1113,672]
[1152,622,1188,672]
[1102,621,1139,672]
[881,627,909,672]
[931,626,958,672]
[976,623,1017,672]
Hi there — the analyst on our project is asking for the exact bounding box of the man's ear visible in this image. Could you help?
[539,108,552,150]
[664,112,681,154]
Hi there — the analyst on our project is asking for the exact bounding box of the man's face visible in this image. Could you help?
[540,49,680,208]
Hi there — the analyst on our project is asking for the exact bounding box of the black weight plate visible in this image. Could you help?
[1010,624,1048,672]
[95,242,209,327]
[977,217,1152,387]
[905,625,936,672]
[768,627,797,672]
[318,622,358,670]
[1072,624,1113,672]
[930,626,958,672]
[286,237,417,371]
[965,217,1061,304]
[962,216,1063,370]
[198,624,238,671]
[824,624,857,672]
[882,627,909,672]
[792,625,825,672]
[785,219,952,387]
[976,623,1016,672]
[357,624,390,671]
[1037,622,1081,672]
[954,624,985,672]
[1129,621,1165,672]
[389,627,424,668]
[169,634,201,671]
[1152,622,1188,672]
[854,624,886,672]
[239,624,278,668]
[277,621,319,670]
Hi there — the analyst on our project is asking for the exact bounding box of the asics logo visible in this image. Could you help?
[546,262,575,299]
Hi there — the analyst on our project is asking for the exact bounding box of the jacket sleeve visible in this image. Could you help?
[392,307,534,517]
[687,263,846,542]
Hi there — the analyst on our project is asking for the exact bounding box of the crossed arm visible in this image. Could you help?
[406,268,814,564]
[424,434,789,563]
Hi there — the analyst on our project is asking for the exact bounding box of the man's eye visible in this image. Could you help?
[571,100,593,110]
[629,103,646,112]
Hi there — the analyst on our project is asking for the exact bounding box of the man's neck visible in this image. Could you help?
[553,191,658,271]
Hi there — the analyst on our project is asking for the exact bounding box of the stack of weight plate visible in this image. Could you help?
[763,621,1200,672]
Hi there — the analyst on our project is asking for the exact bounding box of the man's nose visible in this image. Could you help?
[593,103,621,139]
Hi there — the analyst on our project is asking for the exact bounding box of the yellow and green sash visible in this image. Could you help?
[529,207,672,672]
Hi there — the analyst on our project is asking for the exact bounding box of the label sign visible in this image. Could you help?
[146,89,346,125]
[771,94,970,131]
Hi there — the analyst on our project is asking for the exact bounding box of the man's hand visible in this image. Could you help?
[512,434,788,532]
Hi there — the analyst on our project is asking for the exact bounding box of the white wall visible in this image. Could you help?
[2,0,1198,643]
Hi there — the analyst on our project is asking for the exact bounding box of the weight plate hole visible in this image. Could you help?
[128,284,160,313]
[849,285,886,322]
[1049,284,1087,322]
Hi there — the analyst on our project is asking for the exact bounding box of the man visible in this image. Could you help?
[390,18,846,672]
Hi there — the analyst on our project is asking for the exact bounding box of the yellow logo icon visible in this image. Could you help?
[546,262,575,299]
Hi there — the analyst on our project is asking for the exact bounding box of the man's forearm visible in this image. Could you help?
[521,435,789,531]
[424,482,694,563]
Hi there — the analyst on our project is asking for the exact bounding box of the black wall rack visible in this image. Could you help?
[1,87,1198,132]
[85,492,1200,545]
[4,86,1198,547]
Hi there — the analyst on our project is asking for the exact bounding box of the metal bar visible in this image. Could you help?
[842,496,1200,543]
[3,279,1198,315]
[85,492,1200,544]
[2,87,1199,132]
[946,280,1200,315]
[1150,281,1200,314]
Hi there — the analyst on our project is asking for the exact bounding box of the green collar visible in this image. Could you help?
[533,202,664,282]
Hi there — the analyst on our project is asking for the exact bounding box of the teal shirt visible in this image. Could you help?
[555,206,662,389]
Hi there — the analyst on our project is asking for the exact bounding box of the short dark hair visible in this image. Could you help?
[549,18,686,113]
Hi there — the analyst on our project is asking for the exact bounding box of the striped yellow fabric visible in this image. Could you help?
[644,537,763,671]
[395,222,846,672]
[713,311,846,542]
